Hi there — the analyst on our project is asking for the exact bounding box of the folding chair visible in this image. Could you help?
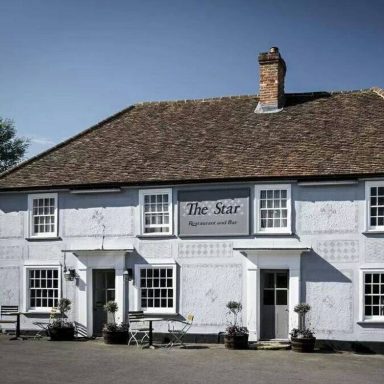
[0,305,18,334]
[33,307,57,339]
[128,311,151,347]
[33,322,50,339]
[166,314,194,348]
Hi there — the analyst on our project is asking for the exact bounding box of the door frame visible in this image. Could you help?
[92,269,116,336]
[74,251,127,337]
[259,269,289,340]
[245,249,303,342]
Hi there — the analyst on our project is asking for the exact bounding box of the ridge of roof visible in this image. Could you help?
[135,94,258,106]
[288,88,372,96]
[0,105,136,180]
[134,88,374,106]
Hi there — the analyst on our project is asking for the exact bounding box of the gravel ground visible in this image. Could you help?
[0,335,383,384]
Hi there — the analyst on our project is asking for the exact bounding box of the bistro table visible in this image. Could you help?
[2,312,26,340]
[140,317,167,349]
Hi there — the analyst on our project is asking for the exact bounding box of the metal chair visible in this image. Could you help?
[32,322,50,339]
[0,305,18,334]
[166,314,194,348]
[128,311,151,347]
[33,306,57,339]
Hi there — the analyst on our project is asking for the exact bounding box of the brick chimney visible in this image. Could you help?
[255,47,286,113]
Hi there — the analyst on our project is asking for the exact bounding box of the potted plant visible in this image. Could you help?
[224,301,249,349]
[290,303,316,352]
[48,298,75,341]
[102,301,129,344]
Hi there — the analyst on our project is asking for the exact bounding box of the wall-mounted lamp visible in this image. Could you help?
[123,268,134,282]
[63,252,77,282]
[63,268,77,281]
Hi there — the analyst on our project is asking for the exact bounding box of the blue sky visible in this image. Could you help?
[1,0,383,158]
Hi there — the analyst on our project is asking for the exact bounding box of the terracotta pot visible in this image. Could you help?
[291,337,316,352]
[48,326,75,341]
[102,330,129,344]
[224,334,249,350]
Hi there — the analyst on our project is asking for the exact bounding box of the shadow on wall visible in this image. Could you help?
[301,250,352,299]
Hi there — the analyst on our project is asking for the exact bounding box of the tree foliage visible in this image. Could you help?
[0,117,29,173]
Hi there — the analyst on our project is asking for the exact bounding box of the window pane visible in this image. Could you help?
[263,290,274,305]
[276,290,287,305]
[264,273,274,288]
[276,273,288,288]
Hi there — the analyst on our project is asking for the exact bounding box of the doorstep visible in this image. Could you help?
[254,341,291,351]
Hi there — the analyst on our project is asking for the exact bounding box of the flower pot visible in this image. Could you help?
[103,330,129,344]
[48,326,75,341]
[224,334,249,350]
[291,336,316,353]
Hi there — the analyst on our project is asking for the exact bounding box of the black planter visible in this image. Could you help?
[103,330,129,344]
[291,337,316,352]
[48,326,75,341]
[224,334,249,349]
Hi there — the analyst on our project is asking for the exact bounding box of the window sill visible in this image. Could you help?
[143,312,178,315]
[137,235,176,239]
[142,312,178,317]
[24,310,53,315]
[362,230,384,235]
[357,320,384,325]
[26,236,62,242]
[254,232,293,236]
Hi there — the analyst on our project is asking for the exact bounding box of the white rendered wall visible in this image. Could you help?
[0,181,383,342]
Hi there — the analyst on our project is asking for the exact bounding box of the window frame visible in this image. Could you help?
[135,263,177,314]
[254,184,292,234]
[139,188,173,236]
[28,193,58,238]
[365,181,384,232]
[360,269,384,322]
[23,264,62,313]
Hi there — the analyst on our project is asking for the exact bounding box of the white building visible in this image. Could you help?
[1,47,384,351]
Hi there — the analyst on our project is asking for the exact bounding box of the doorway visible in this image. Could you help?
[260,270,289,340]
[93,269,115,336]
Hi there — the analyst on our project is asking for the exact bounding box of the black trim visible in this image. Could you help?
[25,237,62,242]
[136,235,177,240]
[0,173,373,193]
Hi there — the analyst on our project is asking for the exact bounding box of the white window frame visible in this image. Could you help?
[23,264,62,313]
[135,263,176,314]
[365,181,384,232]
[28,193,58,238]
[254,184,291,234]
[359,269,384,322]
[139,188,173,236]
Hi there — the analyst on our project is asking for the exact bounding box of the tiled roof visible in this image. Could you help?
[1,88,384,191]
